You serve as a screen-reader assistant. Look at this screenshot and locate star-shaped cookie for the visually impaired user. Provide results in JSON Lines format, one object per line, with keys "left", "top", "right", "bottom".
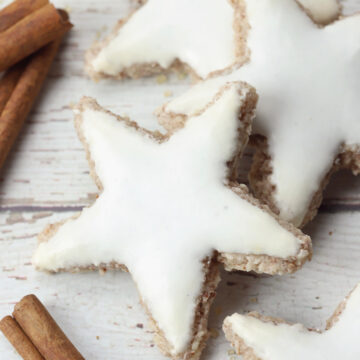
{"left": 223, "top": 283, "right": 360, "bottom": 359}
{"left": 161, "top": 0, "right": 360, "bottom": 227}
{"left": 86, "top": 0, "right": 243, "bottom": 80}
{"left": 33, "top": 82, "right": 311, "bottom": 359}
{"left": 86, "top": 0, "right": 340, "bottom": 81}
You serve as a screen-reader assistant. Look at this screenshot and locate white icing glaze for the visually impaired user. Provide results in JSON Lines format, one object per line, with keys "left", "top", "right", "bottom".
{"left": 92, "top": 0, "right": 236, "bottom": 79}
{"left": 163, "top": 0, "right": 360, "bottom": 226}
{"left": 297, "top": 0, "right": 340, "bottom": 24}
{"left": 225, "top": 283, "right": 360, "bottom": 359}
{"left": 33, "top": 83, "right": 308, "bottom": 355}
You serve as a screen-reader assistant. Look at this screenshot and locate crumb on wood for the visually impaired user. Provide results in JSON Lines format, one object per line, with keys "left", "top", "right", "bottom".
{"left": 96, "top": 336, "right": 100, "bottom": 340}
{"left": 127, "top": 305, "right": 133, "bottom": 309}
{"left": 228, "top": 349, "right": 236, "bottom": 355}
{"left": 312, "top": 306, "right": 322, "bottom": 310}
{"left": 156, "top": 74, "right": 167, "bottom": 84}
{"left": 134, "top": 338, "right": 141, "bottom": 342}
{"left": 6, "top": 213, "right": 25, "bottom": 225}
{"left": 136, "top": 323, "right": 144, "bottom": 329}
{"left": 31, "top": 213, "right": 52, "bottom": 220}
{"left": 329, "top": 231, "right": 333, "bottom": 236}
{"left": 99, "top": 267, "right": 107, "bottom": 275}
{"left": 214, "top": 306, "right": 222, "bottom": 316}
{"left": 164, "top": 90, "right": 173, "bottom": 97}
{"left": 95, "top": 30, "right": 102, "bottom": 41}
{"left": 150, "top": 344, "right": 154, "bottom": 347}
{"left": 2, "top": 267, "right": 15, "bottom": 272}
{"left": 8, "top": 276, "right": 27, "bottom": 280}
{"left": 249, "top": 297, "right": 258, "bottom": 303}
{"left": 209, "top": 328, "right": 219, "bottom": 338}
{"left": 316, "top": 296, "right": 320, "bottom": 300}
{"left": 23, "top": 262, "right": 32, "bottom": 266}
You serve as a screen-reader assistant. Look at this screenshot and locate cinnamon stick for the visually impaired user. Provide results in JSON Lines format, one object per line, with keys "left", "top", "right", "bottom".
{"left": 0, "top": 10, "right": 69, "bottom": 169}
{"left": 0, "top": 315, "right": 44, "bottom": 360}
{"left": 0, "top": 62, "right": 26, "bottom": 114}
{"left": 13, "top": 295, "right": 84, "bottom": 360}
{"left": 0, "top": 3, "right": 72, "bottom": 72}
{"left": 0, "top": 0, "right": 49, "bottom": 33}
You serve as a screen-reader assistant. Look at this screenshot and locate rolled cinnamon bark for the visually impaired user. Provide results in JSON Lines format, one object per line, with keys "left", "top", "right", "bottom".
{"left": 0, "top": 3, "right": 72, "bottom": 72}
{"left": 0, "top": 315, "right": 45, "bottom": 360}
{"left": 0, "top": 0, "right": 49, "bottom": 33}
{"left": 13, "top": 295, "right": 84, "bottom": 360}
{"left": 0, "top": 62, "right": 26, "bottom": 114}
{"left": 0, "top": 10, "right": 69, "bottom": 169}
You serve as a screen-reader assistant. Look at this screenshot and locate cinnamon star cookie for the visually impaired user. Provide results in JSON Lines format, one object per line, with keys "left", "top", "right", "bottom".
{"left": 161, "top": 0, "right": 360, "bottom": 227}
{"left": 223, "top": 283, "right": 360, "bottom": 359}
{"left": 33, "top": 82, "right": 311, "bottom": 360}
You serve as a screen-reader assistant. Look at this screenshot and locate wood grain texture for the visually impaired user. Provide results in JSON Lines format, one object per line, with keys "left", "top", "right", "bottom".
{"left": 0, "top": 0, "right": 359, "bottom": 359}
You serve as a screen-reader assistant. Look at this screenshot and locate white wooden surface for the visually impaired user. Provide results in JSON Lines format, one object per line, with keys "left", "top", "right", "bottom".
{"left": 0, "top": 1, "right": 359, "bottom": 359}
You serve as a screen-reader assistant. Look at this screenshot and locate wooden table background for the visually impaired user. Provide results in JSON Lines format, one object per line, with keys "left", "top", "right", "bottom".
{"left": 0, "top": 0, "right": 359, "bottom": 358}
